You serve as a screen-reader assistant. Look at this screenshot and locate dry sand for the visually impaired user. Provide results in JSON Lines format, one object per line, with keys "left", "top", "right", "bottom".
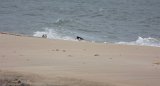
{"left": 0, "top": 33, "right": 160, "bottom": 86}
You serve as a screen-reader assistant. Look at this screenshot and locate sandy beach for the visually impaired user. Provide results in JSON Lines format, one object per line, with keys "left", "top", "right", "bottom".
{"left": 0, "top": 33, "right": 160, "bottom": 86}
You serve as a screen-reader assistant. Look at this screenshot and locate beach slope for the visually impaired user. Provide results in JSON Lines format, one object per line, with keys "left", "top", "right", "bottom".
{"left": 0, "top": 33, "right": 160, "bottom": 86}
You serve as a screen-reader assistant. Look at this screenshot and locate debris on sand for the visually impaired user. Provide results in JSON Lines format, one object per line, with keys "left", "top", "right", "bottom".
{"left": 0, "top": 78, "right": 30, "bottom": 86}
{"left": 42, "top": 34, "right": 47, "bottom": 38}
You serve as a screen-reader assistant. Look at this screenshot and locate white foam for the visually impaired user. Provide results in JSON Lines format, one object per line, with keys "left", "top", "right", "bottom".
{"left": 33, "top": 29, "right": 160, "bottom": 47}
{"left": 33, "top": 28, "right": 76, "bottom": 41}
{"left": 116, "top": 36, "right": 160, "bottom": 47}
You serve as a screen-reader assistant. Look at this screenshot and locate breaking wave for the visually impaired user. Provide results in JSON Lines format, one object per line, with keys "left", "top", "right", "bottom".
{"left": 33, "top": 28, "right": 76, "bottom": 41}
{"left": 116, "top": 37, "right": 160, "bottom": 47}
{"left": 33, "top": 29, "right": 160, "bottom": 47}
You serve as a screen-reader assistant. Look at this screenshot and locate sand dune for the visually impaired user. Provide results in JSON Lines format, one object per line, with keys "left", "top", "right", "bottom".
{"left": 0, "top": 33, "right": 160, "bottom": 86}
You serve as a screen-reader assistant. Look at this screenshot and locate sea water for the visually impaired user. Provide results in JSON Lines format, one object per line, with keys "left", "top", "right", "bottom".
{"left": 0, "top": 0, "right": 160, "bottom": 47}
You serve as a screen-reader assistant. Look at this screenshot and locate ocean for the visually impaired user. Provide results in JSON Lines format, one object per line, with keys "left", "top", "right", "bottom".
{"left": 0, "top": 0, "right": 160, "bottom": 47}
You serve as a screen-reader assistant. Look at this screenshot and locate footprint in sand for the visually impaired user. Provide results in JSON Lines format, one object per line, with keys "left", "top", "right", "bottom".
{"left": 19, "top": 54, "right": 24, "bottom": 56}
{"left": 13, "top": 51, "right": 17, "bottom": 53}
{"left": 56, "top": 49, "right": 59, "bottom": 51}
{"left": 1, "top": 55, "right": 5, "bottom": 58}
{"left": 51, "top": 49, "right": 59, "bottom": 51}
{"left": 26, "top": 59, "right": 30, "bottom": 61}
{"left": 94, "top": 54, "right": 99, "bottom": 56}
{"left": 62, "top": 50, "right": 66, "bottom": 52}
{"left": 83, "top": 49, "right": 86, "bottom": 51}
{"left": 153, "top": 61, "right": 160, "bottom": 65}
{"left": 68, "top": 55, "right": 72, "bottom": 57}
{"left": 51, "top": 49, "right": 55, "bottom": 51}
{"left": 52, "top": 49, "right": 66, "bottom": 52}
{"left": 109, "top": 58, "right": 112, "bottom": 59}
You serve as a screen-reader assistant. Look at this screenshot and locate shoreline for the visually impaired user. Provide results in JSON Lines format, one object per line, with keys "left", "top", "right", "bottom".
{"left": 0, "top": 33, "right": 160, "bottom": 86}
{"left": 0, "top": 32, "right": 160, "bottom": 48}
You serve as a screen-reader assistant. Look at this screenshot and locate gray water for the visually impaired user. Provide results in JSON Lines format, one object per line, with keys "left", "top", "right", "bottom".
{"left": 0, "top": 0, "right": 160, "bottom": 45}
